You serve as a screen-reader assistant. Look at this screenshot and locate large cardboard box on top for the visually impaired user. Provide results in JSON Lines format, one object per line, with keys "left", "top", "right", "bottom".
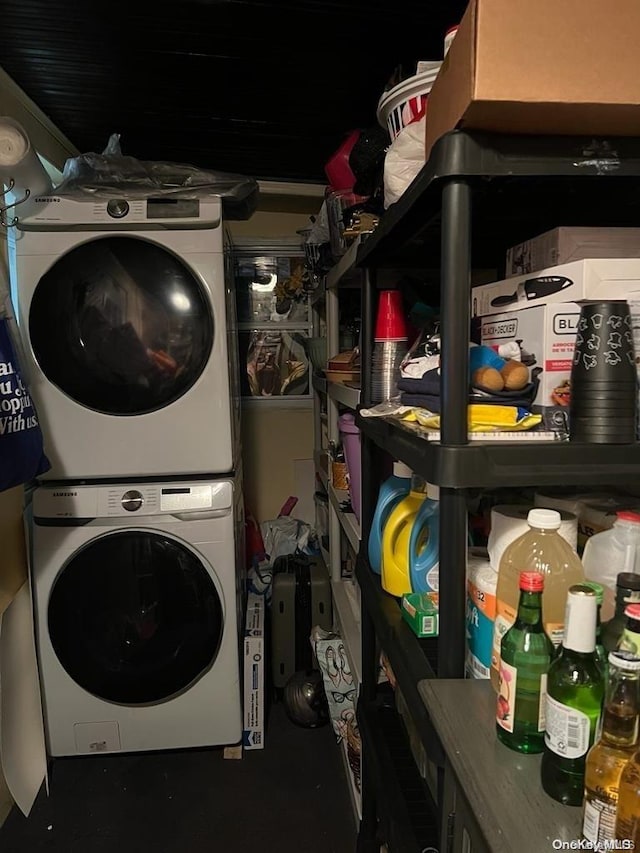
{"left": 426, "top": 0, "right": 640, "bottom": 158}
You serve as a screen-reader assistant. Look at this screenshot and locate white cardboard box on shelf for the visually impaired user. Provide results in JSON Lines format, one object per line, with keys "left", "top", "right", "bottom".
{"left": 243, "top": 592, "right": 265, "bottom": 750}
{"left": 480, "top": 303, "right": 580, "bottom": 431}
{"left": 471, "top": 259, "right": 640, "bottom": 319}
{"left": 505, "top": 228, "right": 640, "bottom": 278}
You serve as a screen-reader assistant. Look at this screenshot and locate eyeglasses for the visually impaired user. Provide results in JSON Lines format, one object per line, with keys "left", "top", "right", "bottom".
{"left": 329, "top": 689, "right": 356, "bottom": 704}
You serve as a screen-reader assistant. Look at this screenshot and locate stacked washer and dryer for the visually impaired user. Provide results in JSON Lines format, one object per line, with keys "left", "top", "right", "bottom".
{"left": 9, "top": 194, "right": 245, "bottom": 756}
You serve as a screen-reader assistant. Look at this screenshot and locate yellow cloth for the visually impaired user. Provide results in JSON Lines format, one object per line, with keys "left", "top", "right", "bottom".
{"left": 401, "top": 404, "right": 542, "bottom": 433}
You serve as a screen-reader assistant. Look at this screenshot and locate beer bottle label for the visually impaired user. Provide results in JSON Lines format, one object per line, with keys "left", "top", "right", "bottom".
{"left": 544, "top": 695, "right": 591, "bottom": 758}
{"left": 619, "top": 626, "right": 640, "bottom": 655}
{"left": 582, "top": 798, "right": 617, "bottom": 844}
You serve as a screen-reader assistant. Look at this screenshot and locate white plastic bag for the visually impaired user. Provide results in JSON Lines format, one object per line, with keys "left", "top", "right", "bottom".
{"left": 383, "top": 118, "right": 426, "bottom": 208}
{"left": 57, "top": 133, "right": 258, "bottom": 206}
{"left": 259, "top": 517, "right": 318, "bottom": 562}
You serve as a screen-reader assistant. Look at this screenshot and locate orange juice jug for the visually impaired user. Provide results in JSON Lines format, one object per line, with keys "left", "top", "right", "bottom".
{"left": 490, "top": 508, "right": 584, "bottom": 692}
{"left": 381, "top": 474, "right": 428, "bottom": 596}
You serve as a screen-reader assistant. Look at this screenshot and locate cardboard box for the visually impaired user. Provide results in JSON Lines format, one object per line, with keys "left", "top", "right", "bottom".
{"left": 242, "top": 593, "right": 265, "bottom": 750}
{"left": 506, "top": 228, "right": 640, "bottom": 278}
{"left": 401, "top": 592, "right": 439, "bottom": 638}
{"left": 426, "top": 0, "right": 640, "bottom": 158}
{"left": 471, "top": 259, "right": 640, "bottom": 320}
{"left": 480, "top": 304, "right": 581, "bottom": 430}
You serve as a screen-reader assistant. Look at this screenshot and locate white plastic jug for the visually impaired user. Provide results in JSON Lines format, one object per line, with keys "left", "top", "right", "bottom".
{"left": 582, "top": 510, "right": 640, "bottom": 622}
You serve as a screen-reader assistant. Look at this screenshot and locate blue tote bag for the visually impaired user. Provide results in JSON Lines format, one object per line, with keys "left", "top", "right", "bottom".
{"left": 0, "top": 316, "right": 50, "bottom": 491}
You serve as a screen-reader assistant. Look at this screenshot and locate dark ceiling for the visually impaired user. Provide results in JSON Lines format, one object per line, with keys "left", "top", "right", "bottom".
{"left": 0, "top": 0, "right": 467, "bottom": 185}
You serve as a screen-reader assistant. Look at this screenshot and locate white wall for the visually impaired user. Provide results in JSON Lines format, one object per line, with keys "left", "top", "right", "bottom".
{"left": 0, "top": 238, "right": 25, "bottom": 824}
{"left": 0, "top": 66, "right": 77, "bottom": 169}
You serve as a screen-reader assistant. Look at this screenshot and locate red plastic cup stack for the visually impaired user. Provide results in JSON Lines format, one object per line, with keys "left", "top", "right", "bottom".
{"left": 371, "top": 290, "right": 408, "bottom": 403}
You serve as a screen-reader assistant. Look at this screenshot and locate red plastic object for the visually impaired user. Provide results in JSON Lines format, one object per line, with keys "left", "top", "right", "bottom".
{"left": 245, "top": 511, "right": 266, "bottom": 568}
{"left": 374, "top": 290, "right": 408, "bottom": 341}
{"left": 617, "top": 510, "right": 640, "bottom": 524}
{"left": 519, "top": 571, "right": 544, "bottom": 592}
{"left": 324, "top": 130, "right": 360, "bottom": 191}
{"left": 278, "top": 496, "right": 298, "bottom": 517}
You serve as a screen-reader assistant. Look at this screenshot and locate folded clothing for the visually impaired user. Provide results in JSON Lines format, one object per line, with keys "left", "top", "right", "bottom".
{"left": 399, "top": 370, "right": 539, "bottom": 409}
{"left": 469, "top": 380, "right": 538, "bottom": 409}
{"left": 400, "top": 353, "right": 439, "bottom": 379}
{"left": 400, "top": 392, "right": 441, "bottom": 412}
{"left": 397, "top": 368, "right": 440, "bottom": 396}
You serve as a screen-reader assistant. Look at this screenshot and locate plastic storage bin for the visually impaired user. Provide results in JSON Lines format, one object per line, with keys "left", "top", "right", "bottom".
{"left": 235, "top": 254, "right": 310, "bottom": 325}
{"left": 377, "top": 62, "right": 442, "bottom": 141}
{"left": 339, "top": 413, "right": 361, "bottom": 524}
{"left": 241, "top": 330, "right": 310, "bottom": 397}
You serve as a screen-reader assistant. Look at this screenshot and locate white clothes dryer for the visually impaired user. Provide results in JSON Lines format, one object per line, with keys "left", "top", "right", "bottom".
{"left": 8, "top": 195, "right": 239, "bottom": 480}
{"left": 31, "top": 478, "right": 243, "bottom": 756}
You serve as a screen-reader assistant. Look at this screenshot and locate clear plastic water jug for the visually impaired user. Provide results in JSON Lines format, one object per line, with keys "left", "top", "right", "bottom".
{"left": 491, "top": 508, "right": 585, "bottom": 692}
{"left": 582, "top": 511, "right": 640, "bottom": 623}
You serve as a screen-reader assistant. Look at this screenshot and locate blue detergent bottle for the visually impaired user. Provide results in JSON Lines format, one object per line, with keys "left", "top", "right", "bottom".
{"left": 409, "top": 484, "right": 440, "bottom": 593}
{"left": 368, "top": 461, "right": 412, "bottom": 573}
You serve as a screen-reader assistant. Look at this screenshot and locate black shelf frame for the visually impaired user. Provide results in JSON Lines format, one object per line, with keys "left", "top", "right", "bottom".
{"left": 355, "top": 414, "right": 640, "bottom": 488}
{"left": 356, "top": 130, "right": 640, "bottom": 270}
{"left": 356, "top": 555, "right": 443, "bottom": 763}
{"left": 356, "top": 694, "right": 440, "bottom": 853}
{"left": 353, "top": 129, "right": 640, "bottom": 853}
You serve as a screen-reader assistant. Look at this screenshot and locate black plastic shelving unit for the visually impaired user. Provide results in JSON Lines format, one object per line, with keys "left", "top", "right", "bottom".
{"left": 357, "top": 691, "right": 440, "bottom": 853}
{"left": 352, "top": 129, "right": 640, "bottom": 853}
{"left": 356, "top": 555, "right": 442, "bottom": 761}
{"left": 357, "top": 131, "right": 640, "bottom": 270}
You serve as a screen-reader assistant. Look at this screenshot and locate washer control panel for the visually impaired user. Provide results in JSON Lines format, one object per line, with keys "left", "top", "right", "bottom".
{"left": 32, "top": 481, "right": 233, "bottom": 519}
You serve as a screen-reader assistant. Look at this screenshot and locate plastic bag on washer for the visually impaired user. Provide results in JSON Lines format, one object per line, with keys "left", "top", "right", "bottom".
{"left": 56, "top": 133, "right": 258, "bottom": 217}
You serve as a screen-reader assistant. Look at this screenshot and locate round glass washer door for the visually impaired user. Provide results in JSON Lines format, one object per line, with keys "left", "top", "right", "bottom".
{"left": 47, "top": 530, "right": 224, "bottom": 705}
{"left": 29, "top": 236, "right": 213, "bottom": 415}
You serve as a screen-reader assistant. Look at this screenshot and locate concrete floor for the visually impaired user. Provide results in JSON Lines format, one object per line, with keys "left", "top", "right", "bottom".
{"left": 0, "top": 702, "right": 356, "bottom": 853}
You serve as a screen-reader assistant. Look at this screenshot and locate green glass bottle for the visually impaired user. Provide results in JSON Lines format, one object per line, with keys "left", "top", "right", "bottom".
{"left": 496, "top": 571, "right": 553, "bottom": 754}
{"left": 584, "top": 581, "right": 608, "bottom": 681}
{"left": 541, "top": 584, "right": 605, "bottom": 806}
{"left": 602, "top": 573, "right": 640, "bottom": 654}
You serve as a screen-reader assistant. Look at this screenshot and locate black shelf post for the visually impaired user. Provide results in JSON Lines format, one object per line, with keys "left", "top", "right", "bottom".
{"left": 440, "top": 179, "right": 471, "bottom": 447}
{"left": 438, "top": 179, "right": 472, "bottom": 678}
{"left": 358, "top": 266, "right": 380, "bottom": 851}
{"left": 360, "top": 264, "right": 378, "bottom": 702}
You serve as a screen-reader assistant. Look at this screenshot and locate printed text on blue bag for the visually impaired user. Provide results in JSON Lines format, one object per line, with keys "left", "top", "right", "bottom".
{"left": 0, "top": 359, "right": 40, "bottom": 433}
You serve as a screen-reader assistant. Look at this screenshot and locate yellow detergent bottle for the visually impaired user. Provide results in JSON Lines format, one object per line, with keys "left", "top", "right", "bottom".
{"left": 381, "top": 474, "right": 428, "bottom": 596}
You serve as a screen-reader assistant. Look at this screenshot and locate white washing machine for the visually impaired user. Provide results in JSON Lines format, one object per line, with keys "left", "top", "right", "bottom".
{"left": 31, "top": 478, "right": 244, "bottom": 756}
{"left": 8, "top": 195, "right": 240, "bottom": 480}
